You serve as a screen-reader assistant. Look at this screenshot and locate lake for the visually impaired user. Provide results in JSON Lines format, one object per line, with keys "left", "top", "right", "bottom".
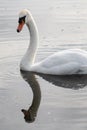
{"left": 0, "top": 0, "right": 87, "bottom": 130}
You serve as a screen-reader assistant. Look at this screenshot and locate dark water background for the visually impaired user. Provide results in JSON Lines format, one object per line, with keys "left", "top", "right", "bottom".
{"left": 0, "top": 0, "right": 87, "bottom": 130}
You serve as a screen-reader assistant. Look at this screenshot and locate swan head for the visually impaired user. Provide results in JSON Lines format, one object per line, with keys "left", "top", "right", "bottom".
{"left": 21, "top": 109, "right": 36, "bottom": 123}
{"left": 17, "top": 9, "right": 31, "bottom": 32}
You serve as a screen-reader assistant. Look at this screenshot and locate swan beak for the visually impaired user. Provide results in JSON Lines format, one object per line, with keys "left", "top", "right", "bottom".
{"left": 17, "top": 21, "right": 25, "bottom": 33}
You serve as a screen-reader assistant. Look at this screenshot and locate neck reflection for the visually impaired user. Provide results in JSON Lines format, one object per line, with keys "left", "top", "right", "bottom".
{"left": 20, "top": 70, "right": 41, "bottom": 123}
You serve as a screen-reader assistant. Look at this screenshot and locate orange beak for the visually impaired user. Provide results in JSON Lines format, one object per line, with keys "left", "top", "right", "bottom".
{"left": 17, "top": 21, "right": 25, "bottom": 32}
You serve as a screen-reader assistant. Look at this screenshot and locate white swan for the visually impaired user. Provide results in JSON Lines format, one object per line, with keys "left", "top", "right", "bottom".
{"left": 17, "top": 9, "right": 87, "bottom": 75}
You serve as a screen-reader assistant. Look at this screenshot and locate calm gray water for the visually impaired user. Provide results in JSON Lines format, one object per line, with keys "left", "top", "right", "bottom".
{"left": 0, "top": 0, "right": 87, "bottom": 130}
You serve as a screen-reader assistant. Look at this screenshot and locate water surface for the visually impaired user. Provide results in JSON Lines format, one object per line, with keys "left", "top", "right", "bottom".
{"left": 0, "top": 0, "right": 87, "bottom": 130}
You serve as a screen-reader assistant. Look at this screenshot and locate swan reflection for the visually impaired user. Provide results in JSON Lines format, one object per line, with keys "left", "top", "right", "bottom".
{"left": 37, "top": 73, "right": 87, "bottom": 89}
{"left": 20, "top": 70, "right": 87, "bottom": 123}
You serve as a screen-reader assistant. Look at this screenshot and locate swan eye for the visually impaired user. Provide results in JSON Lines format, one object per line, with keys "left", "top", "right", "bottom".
{"left": 18, "top": 16, "right": 26, "bottom": 24}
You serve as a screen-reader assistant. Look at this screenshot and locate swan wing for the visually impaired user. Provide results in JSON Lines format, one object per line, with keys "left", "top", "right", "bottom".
{"left": 31, "top": 49, "right": 87, "bottom": 75}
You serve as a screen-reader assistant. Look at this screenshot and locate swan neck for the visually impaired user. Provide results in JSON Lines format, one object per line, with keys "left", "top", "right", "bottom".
{"left": 27, "top": 17, "right": 39, "bottom": 62}
{"left": 23, "top": 16, "right": 39, "bottom": 68}
{"left": 27, "top": 18, "right": 39, "bottom": 42}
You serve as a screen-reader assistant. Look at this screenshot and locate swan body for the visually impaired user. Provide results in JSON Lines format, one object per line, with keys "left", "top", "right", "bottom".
{"left": 17, "top": 9, "right": 87, "bottom": 75}
{"left": 31, "top": 49, "right": 87, "bottom": 75}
